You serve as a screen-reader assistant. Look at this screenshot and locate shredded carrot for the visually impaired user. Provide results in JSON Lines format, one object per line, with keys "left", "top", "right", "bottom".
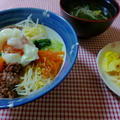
{"left": 2, "top": 41, "right": 24, "bottom": 55}
{"left": 36, "top": 50, "right": 64, "bottom": 78}
{"left": 0, "top": 57, "right": 5, "bottom": 72}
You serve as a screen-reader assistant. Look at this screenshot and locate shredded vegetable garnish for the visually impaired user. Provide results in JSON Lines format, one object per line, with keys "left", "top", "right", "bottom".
{"left": 36, "top": 50, "right": 64, "bottom": 78}
{"left": 16, "top": 15, "right": 48, "bottom": 41}
{"left": 15, "top": 64, "right": 51, "bottom": 96}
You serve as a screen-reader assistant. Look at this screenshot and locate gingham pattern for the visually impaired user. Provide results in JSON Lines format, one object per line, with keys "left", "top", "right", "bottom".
{"left": 0, "top": 0, "right": 120, "bottom": 120}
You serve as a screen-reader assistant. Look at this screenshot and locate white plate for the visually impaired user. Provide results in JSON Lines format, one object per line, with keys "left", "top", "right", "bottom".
{"left": 97, "top": 41, "right": 120, "bottom": 96}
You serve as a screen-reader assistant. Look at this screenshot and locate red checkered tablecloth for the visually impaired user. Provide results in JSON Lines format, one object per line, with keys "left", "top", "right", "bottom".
{"left": 0, "top": 0, "right": 120, "bottom": 120}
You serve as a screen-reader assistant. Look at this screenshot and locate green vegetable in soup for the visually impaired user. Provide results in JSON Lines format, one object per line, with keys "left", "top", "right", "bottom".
{"left": 70, "top": 5, "right": 107, "bottom": 20}
{"left": 33, "top": 39, "right": 51, "bottom": 50}
{"left": 0, "top": 52, "right": 2, "bottom": 56}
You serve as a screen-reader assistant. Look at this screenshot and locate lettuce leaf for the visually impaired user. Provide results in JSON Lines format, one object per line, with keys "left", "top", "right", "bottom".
{"left": 42, "top": 39, "right": 63, "bottom": 51}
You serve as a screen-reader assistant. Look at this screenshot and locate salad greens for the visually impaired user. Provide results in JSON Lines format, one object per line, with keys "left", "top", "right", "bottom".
{"left": 33, "top": 39, "right": 63, "bottom": 51}
{"left": 43, "top": 39, "right": 63, "bottom": 51}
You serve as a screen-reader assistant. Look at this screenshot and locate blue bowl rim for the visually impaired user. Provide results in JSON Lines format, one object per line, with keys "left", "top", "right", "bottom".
{"left": 0, "top": 7, "right": 79, "bottom": 109}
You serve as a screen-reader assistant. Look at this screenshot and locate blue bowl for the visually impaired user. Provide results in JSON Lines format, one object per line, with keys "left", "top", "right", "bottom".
{"left": 0, "top": 8, "right": 78, "bottom": 109}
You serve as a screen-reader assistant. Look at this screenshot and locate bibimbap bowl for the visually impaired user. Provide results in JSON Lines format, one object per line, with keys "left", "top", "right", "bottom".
{"left": 0, "top": 8, "right": 78, "bottom": 108}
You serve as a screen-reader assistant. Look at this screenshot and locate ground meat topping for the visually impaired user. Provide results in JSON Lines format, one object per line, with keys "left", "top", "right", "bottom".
{"left": 0, "top": 63, "right": 22, "bottom": 98}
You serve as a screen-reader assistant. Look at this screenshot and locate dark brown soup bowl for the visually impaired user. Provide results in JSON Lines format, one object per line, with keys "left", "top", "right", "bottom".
{"left": 60, "top": 0, "right": 120, "bottom": 39}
